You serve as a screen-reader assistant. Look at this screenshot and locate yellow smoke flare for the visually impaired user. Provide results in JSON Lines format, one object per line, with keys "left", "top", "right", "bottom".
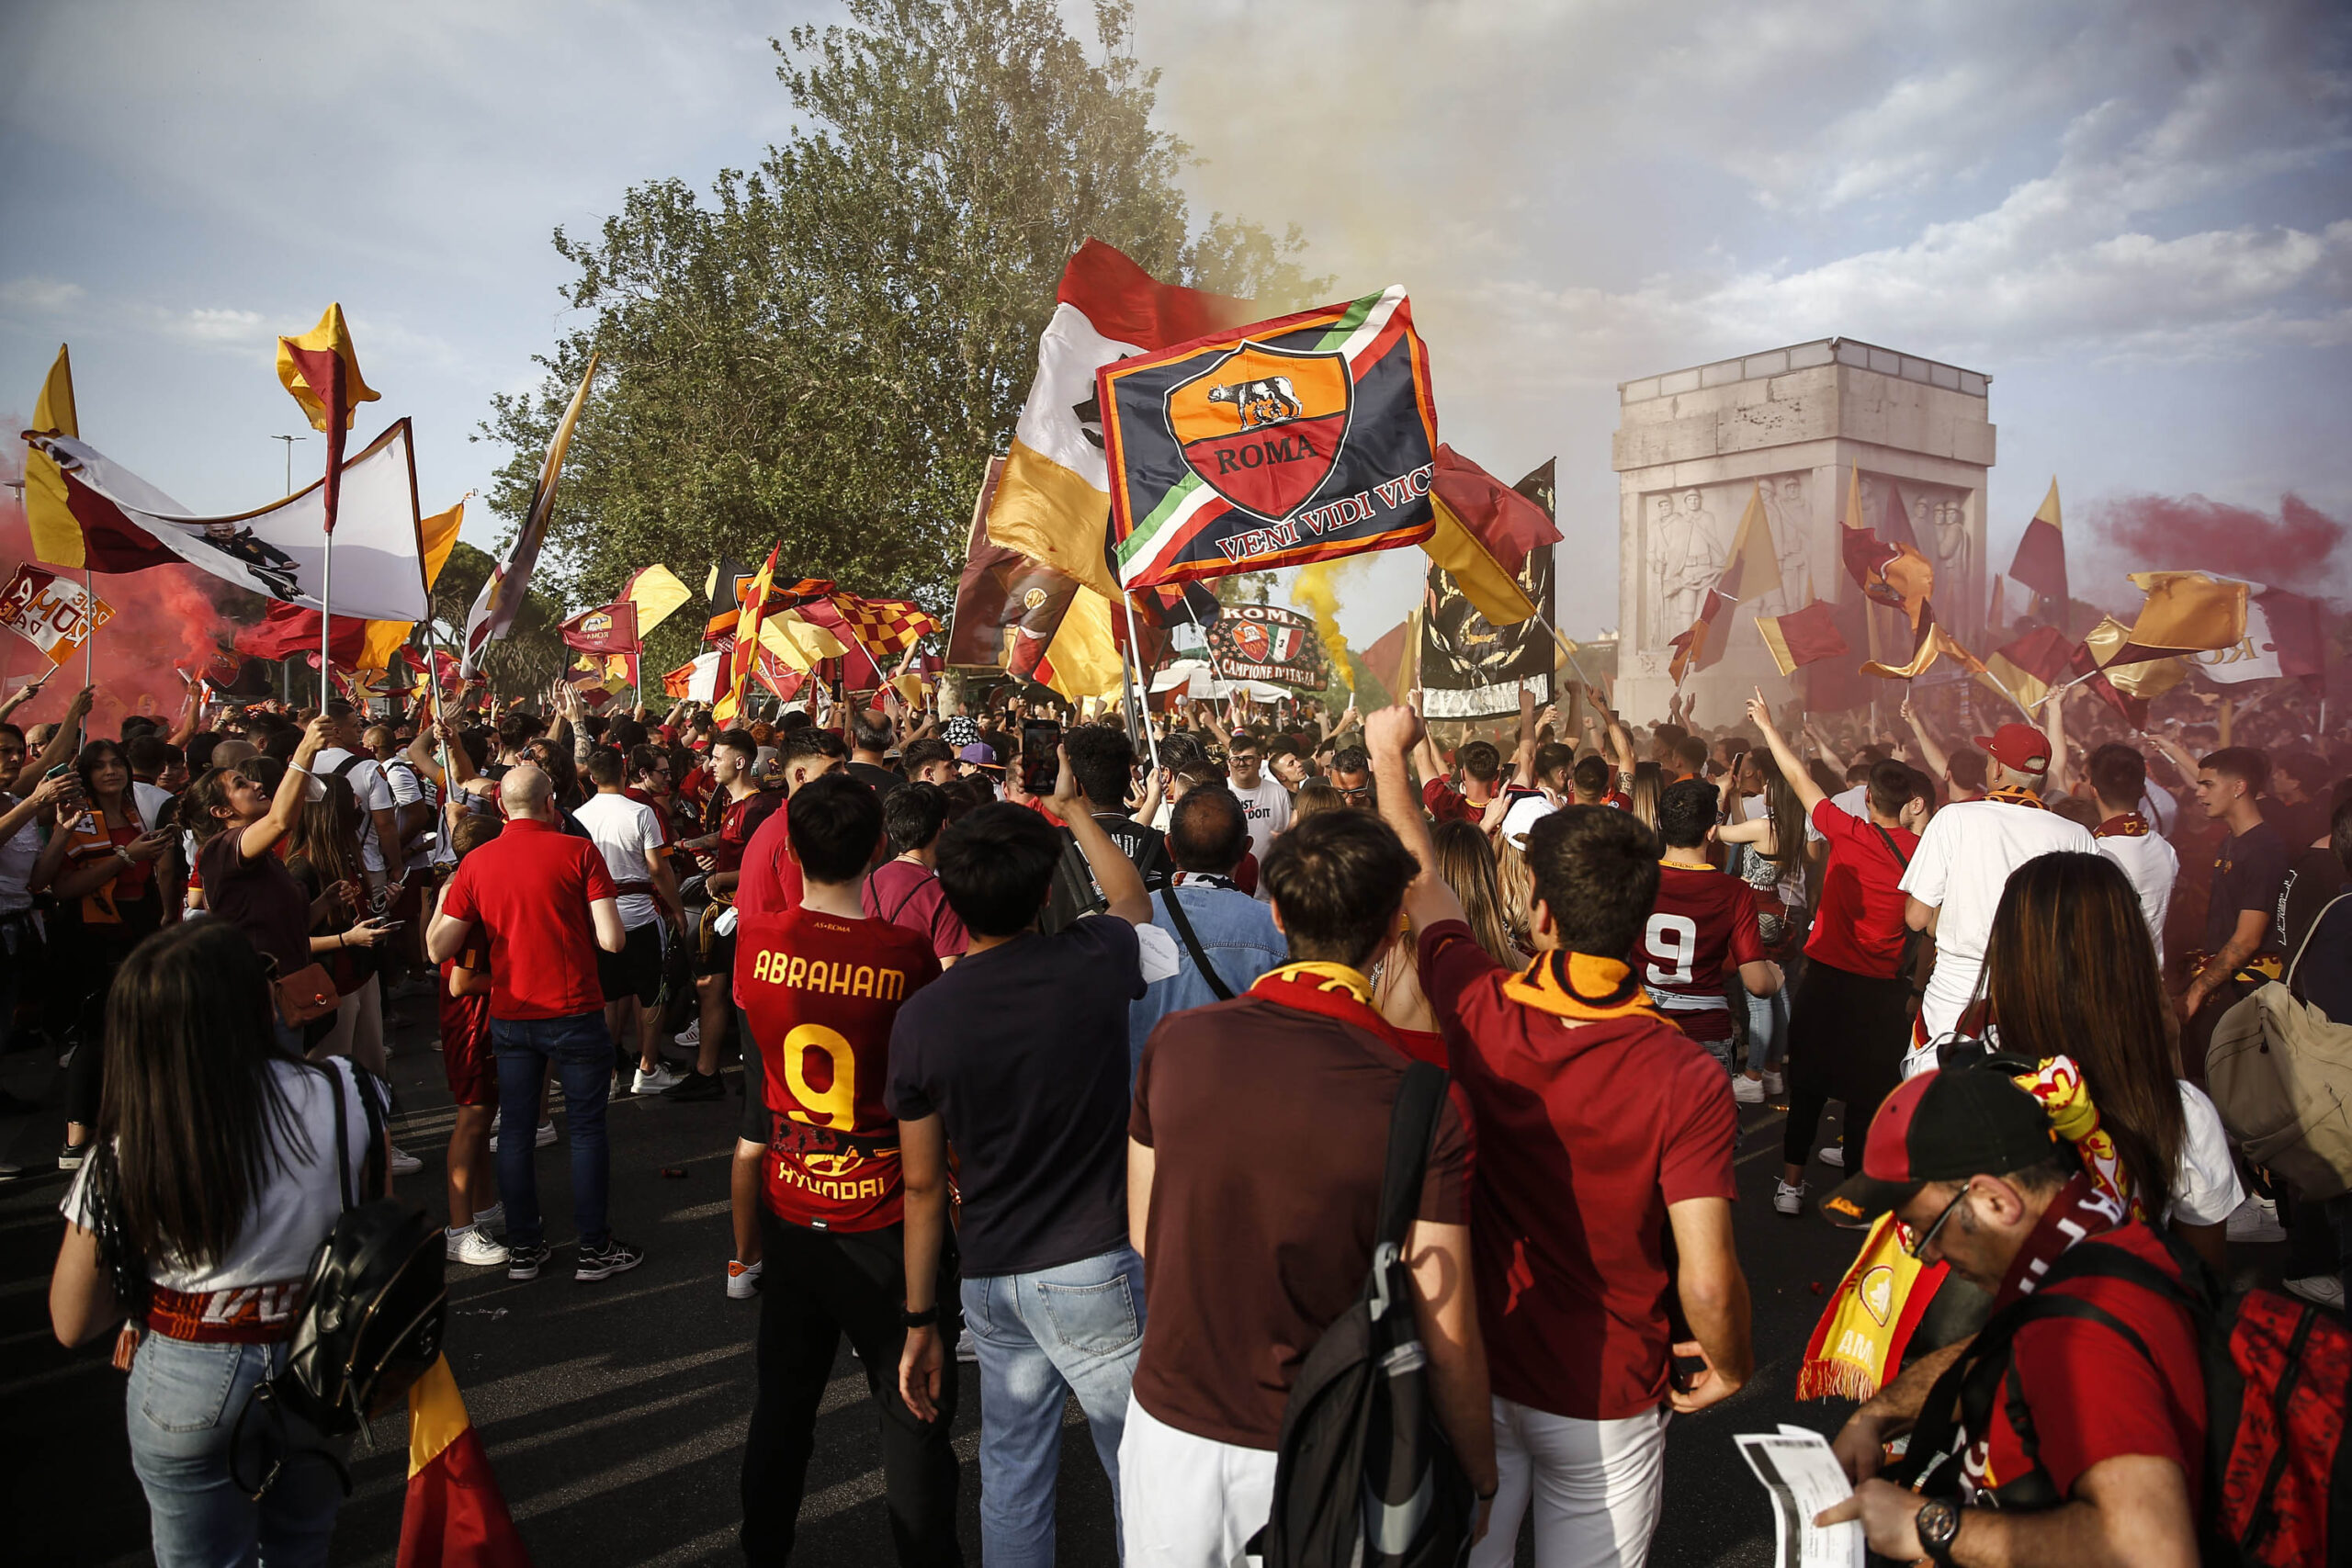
{"left": 1290, "top": 562, "right": 1354, "bottom": 691}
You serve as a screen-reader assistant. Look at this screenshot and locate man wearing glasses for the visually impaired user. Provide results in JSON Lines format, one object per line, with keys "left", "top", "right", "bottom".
{"left": 1222, "top": 731, "right": 1292, "bottom": 860}
{"left": 1815, "top": 1066, "right": 2204, "bottom": 1567}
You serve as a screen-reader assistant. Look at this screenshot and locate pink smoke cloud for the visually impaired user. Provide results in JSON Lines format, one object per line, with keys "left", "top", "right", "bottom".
{"left": 2085, "top": 491, "right": 2350, "bottom": 607}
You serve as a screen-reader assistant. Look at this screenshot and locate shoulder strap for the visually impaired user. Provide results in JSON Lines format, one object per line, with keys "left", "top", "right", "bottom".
{"left": 1870, "top": 822, "right": 1912, "bottom": 871}
{"left": 1374, "top": 1062, "right": 1449, "bottom": 1256}
{"left": 883, "top": 868, "right": 938, "bottom": 928}
{"left": 325, "top": 1059, "right": 356, "bottom": 1212}
{"left": 329, "top": 754, "right": 366, "bottom": 782}
{"left": 1159, "top": 886, "right": 1235, "bottom": 1001}
{"left": 2286, "top": 889, "right": 2352, "bottom": 997}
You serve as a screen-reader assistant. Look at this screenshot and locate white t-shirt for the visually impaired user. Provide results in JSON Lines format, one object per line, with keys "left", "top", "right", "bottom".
{"left": 62, "top": 1059, "right": 371, "bottom": 1294}
{"left": 1898, "top": 798, "right": 2098, "bottom": 1038}
{"left": 313, "top": 748, "right": 396, "bottom": 874}
{"left": 2094, "top": 829, "right": 2179, "bottom": 967}
{"left": 1227, "top": 775, "right": 1292, "bottom": 855}
{"left": 2143, "top": 781, "right": 2180, "bottom": 839}
{"left": 1497, "top": 791, "right": 1560, "bottom": 847}
{"left": 381, "top": 757, "right": 440, "bottom": 873}
{"left": 574, "top": 790, "right": 667, "bottom": 930}
{"left": 2170, "top": 1080, "right": 2243, "bottom": 1226}
{"left": 0, "top": 805, "right": 40, "bottom": 916}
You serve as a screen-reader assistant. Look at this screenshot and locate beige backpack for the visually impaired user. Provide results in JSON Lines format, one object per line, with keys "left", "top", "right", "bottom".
{"left": 2207, "top": 892, "right": 2352, "bottom": 1201}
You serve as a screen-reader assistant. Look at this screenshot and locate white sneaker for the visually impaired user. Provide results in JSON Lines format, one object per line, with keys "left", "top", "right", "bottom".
{"left": 2226, "top": 1195, "right": 2288, "bottom": 1244}
{"left": 1774, "top": 1179, "right": 1806, "bottom": 1216}
{"left": 727, "top": 1258, "right": 763, "bottom": 1299}
{"left": 633, "top": 1063, "right": 684, "bottom": 1095}
{"left": 447, "top": 1226, "right": 510, "bottom": 1267}
{"left": 1817, "top": 1145, "right": 1846, "bottom": 1168}
{"left": 389, "top": 1145, "right": 423, "bottom": 1177}
{"left": 473, "top": 1201, "right": 504, "bottom": 1230}
{"left": 2286, "top": 1274, "right": 2346, "bottom": 1310}
{"left": 1733, "top": 1074, "right": 1765, "bottom": 1104}
{"left": 955, "top": 1326, "right": 978, "bottom": 1364}
{"left": 674, "top": 1020, "right": 702, "bottom": 1049}
{"left": 535, "top": 1120, "right": 556, "bottom": 1148}
{"left": 1761, "top": 1070, "right": 1785, "bottom": 1095}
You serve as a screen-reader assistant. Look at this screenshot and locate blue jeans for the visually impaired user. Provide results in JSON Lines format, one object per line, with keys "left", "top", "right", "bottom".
{"left": 126, "top": 1334, "right": 345, "bottom": 1567}
{"left": 961, "top": 1246, "right": 1146, "bottom": 1566}
{"left": 491, "top": 1010, "right": 612, "bottom": 1249}
{"left": 1747, "top": 985, "right": 1789, "bottom": 1075}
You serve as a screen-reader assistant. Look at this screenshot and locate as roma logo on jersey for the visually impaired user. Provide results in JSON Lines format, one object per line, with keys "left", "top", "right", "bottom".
{"left": 1165, "top": 342, "right": 1351, "bottom": 522}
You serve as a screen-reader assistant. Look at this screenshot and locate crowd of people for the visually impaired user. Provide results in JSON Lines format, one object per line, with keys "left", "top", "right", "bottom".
{"left": 22, "top": 652, "right": 2352, "bottom": 1566}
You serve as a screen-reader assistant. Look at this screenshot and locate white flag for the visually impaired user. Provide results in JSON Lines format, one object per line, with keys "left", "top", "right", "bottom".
{"left": 460, "top": 355, "right": 598, "bottom": 678}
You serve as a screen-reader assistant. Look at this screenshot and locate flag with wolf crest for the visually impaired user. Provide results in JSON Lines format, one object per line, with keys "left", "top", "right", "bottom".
{"left": 1102, "top": 288, "right": 1440, "bottom": 590}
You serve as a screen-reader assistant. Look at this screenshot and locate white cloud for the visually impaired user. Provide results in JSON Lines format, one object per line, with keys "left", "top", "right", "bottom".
{"left": 165, "top": 307, "right": 264, "bottom": 344}
{"left": 0, "top": 277, "right": 84, "bottom": 313}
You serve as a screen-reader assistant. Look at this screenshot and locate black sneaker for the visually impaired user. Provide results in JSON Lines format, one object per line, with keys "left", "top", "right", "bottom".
{"left": 507, "top": 1241, "right": 553, "bottom": 1281}
{"left": 575, "top": 1237, "right": 645, "bottom": 1282}
{"left": 58, "top": 1140, "right": 88, "bottom": 1172}
{"left": 663, "top": 1070, "right": 723, "bottom": 1102}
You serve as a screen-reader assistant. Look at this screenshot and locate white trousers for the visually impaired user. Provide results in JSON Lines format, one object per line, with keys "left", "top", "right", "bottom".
{"left": 1117, "top": 1395, "right": 1279, "bottom": 1568}
{"left": 1469, "top": 1398, "right": 1670, "bottom": 1568}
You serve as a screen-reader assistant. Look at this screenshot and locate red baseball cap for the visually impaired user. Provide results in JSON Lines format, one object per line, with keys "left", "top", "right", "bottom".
{"left": 1820, "top": 1066, "right": 2062, "bottom": 1228}
{"left": 1971, "top": 721, "right": 2051, "bottom": 776}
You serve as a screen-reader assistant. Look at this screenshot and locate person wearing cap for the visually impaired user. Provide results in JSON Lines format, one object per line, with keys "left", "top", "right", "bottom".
{"left": 1898, "top": 722, "right": 2095, "bottom": 1055}
{"left": 956, "top": 740, "right": 1002, "bottom": 796}
{"left": 1814, "top": 1066, "right": 2205, "bottom": 1566}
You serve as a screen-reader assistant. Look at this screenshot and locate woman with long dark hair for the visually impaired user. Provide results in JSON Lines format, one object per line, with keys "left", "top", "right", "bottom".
{"left": 38, "top": 738, "right": 176, "bottom": 1168}
{"left": 1979, "top": 851, "right": 2241, "bottom": 1265}
{"left": 1626, "top": 759, "right": 1665, "bottom": 833}
{"left": 1430, "top": 818, "right": 1525, "bottom": 967}
{"left": 49, "top": 922, "right": 383, "bottom": 1566}
{"left": 1718, "top": 749, "right": 1811, "bottom": 1103}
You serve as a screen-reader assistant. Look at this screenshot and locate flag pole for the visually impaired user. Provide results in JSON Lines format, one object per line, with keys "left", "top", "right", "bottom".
{"left": 83, "top": 565, "right": 94, "bottom": 695}
{"left": 1532, "top": 612, "right": 1599, "bottom": 694}
{"left": 320, "top": 532, "right": 334, "bottom": 709}
{"left": 1119, "top": 592, "right": 1162, "bottom": 774}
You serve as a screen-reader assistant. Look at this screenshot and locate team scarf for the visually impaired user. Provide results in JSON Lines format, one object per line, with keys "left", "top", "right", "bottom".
{"left": 2093, "top": 811, "right": 2150, "bottom": 838}
{"left": 1983, "top": 784, "right": 2050, "bottom": 810}
{"left": 1797, "top": 1053, "right": 2128, "bottom": 1404}
{"left": 1249, "top": 962, "right": 1408, "bottom": 1053}
{"left": 1499, "top": 950, "right": 1668, "bottom": 1024}
{"left": 1171, "top": 871, "right": 1239, "bottom": 892}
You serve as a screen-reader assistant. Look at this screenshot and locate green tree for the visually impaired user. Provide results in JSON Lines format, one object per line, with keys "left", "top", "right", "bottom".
{"left": 480, "top": 0, "right": 1325, "bottom": 628}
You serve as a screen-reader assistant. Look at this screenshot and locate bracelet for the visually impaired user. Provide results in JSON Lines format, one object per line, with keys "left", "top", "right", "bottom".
{"left": 286, "top": 762, "right": 311, "bottom": 778}
{"left": 900, "top": 1304, "right": 938, "bottom": 1329}
{"left": 337, "top": 933, "right": 346, "bottom": 949}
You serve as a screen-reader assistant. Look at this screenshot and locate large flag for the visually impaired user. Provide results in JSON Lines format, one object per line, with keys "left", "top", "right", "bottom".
{"left": 1838, "top": 466, "right": 1934, "bottom": 626}
{"left": 663, "top": 650, "right": 721, "bottom": 702}
{"left": 824, "top": 593, "right": 941, "bottom": 664}
{"left": 233, "top": 497, "right": 465, "bottom": 671}
{"left": 0, "top": 566, "right": 112, "bottom": 667}
{"left": 24, "top": 423, "right": 429, "bottom": 618}
{"left": 714, "top": 544, "right": 780, "bottom": 724}
{"left": 703, "top": 557, "right": 752, "bottom": 644}
{"left": 2107, "top": 570, "right": 2248, "bottom": 665}
{"left": 1421, "top": 449, "right": 1562, "bottom": 626}
{"left": 1033, "top": 587, "right": 1126, "bottom": 704}
{"left": 1981, "top": 625, "right": 2075, "bottom": 712}
{"left": 1103, "top": 288, "right": 1441, "bottom": 590}
{"left": 276, "top": 303, "right": 379, "bottom": 534}
{"left": 2007, "top": 479, "right": 2068, "bottom": 615}
{"left": 987, "top": 241, "right": 1256, "bottom": 600}
{"left": 460, "top": 355, "right": 598, "bottom": 678}
{"left": 2176, "top": 580, "right": 2324, "bottom": 687}
{"left": 397, "top": 1356, "right": 529, "bottom": 1568}
{"left": 1755, "top": 597, "right": 1849, "bottom": 677}
{"left": 1668, "top": 482, "right": 1781, "bottom": 682}
{"left": 2073, "top": 615, "right": 2186, "bottom": 727}
{"left": 22, "top": 345, "right": 91, "bottom": 569}
{"left": 618, "top": 564, "right": 695, "bottom": 639}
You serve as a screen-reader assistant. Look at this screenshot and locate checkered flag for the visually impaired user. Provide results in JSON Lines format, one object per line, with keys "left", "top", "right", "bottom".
{"left": 827, "top": 593, "right": 943, "bottom": 660}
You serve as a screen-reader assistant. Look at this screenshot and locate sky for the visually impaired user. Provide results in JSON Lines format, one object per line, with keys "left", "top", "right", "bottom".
{"left": 3, "top": 0, "right": 2347, "bottom": 662}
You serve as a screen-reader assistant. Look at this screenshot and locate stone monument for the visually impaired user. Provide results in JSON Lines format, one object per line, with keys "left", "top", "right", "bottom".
{"left": 1611, "top": 338, "right": 1995, "bottom": 726}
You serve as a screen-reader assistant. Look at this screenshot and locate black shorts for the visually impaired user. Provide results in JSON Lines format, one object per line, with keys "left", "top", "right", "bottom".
{"left": 597, "top": 921, "right": 664, "bottom": 1007}
{"left": 738, "top": 1004, "right": 767, "bottom": 1144}
{"left": 690, "top": 904, "right": 736, "bottom": 978}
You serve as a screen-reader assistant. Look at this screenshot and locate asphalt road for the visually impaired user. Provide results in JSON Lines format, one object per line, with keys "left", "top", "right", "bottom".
{"left": 0, "top": 987, "right": 1990, "bottom": 1566}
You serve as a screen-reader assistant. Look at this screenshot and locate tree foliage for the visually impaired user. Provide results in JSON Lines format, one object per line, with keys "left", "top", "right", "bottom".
{"left": 479, "top": 0, "right": 1326, "bottom": 625}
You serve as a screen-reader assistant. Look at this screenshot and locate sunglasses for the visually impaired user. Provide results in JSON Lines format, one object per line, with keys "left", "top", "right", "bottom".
{"left": 1906, "top": 1182, "right": 1973, "bottom": 1260}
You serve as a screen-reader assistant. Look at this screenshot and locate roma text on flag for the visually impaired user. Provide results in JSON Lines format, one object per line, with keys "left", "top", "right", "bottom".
{"left": 1102, "top": 288, "right": 1440, "bottom": 591}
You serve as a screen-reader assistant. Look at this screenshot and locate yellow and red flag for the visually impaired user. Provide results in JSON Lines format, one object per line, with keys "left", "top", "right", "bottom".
{"left": 1420, "top": 447, "right": 1561, "bottom": 626}
{"left": 277, "top": 304, "right": 380, "bottom": 535}
{"left": 1668, "top": 481, "right": 1781, "bottom": 683}
{"left": 398, "top": 1355, "right": 530, "bottom": 1567}
{"left": 824, "top": 592, "right": 942, "bottom": 662}
{"left": 2006, "top": 478, "right": 2067, "bottom": 617}
{"left": 461, "top": 355, "right": 598, "bottom": 679}
{"left": 714, "top": 544, "right": 780, "bottom": 724}
{"left": 1755, "top": 597, "right": 1849, "bottom": 678}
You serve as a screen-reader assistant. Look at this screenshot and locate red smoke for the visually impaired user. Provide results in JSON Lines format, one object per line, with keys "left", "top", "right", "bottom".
{"left": 0, "top": 438, "right": 231, "bottom": 736}
{"left": 2088, "top": 491, "right": 2349, "bottom": 605}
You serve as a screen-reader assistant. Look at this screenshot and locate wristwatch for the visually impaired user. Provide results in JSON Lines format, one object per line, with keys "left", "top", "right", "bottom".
{"left": 1914, "top": 1496, "right": 1961, "bottom": 1565}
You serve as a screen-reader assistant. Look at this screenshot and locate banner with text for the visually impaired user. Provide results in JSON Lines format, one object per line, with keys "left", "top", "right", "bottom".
{"left": 0, "top": 565, "right": 114, "bottom": 666}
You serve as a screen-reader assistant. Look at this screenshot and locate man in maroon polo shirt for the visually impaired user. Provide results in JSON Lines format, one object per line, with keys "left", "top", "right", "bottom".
{"left": 429, "top": 766, "right": 639, "bottom": 1285}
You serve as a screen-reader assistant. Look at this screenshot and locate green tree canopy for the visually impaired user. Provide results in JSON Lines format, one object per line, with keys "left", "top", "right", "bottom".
{"left": 479, "top": 0, "right": 1325, "bottom": 632}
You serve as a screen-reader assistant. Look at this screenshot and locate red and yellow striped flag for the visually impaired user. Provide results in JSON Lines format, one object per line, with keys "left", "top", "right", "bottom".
{"left": 398, "top": 1355, "right": 530, "bottom": 1567}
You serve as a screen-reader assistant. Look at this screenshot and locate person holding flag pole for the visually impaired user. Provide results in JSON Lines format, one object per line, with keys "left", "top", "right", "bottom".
{"left": 276, "top": 305, "right": 379, "bottom": 706}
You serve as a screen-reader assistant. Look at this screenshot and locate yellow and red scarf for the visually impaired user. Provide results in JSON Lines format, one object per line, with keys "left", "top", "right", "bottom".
{"left": 1249, "top": 962, "right": 1408, "bottom": 1054}
{"left": 2092, "top": 812, "right": 2150, "bottom": 839}
{"left": 1499, "top": 950, "right": 1668, "bottom": 1024}
{"left": 1984, "top": 784, "right": 2049, "bottom": 811}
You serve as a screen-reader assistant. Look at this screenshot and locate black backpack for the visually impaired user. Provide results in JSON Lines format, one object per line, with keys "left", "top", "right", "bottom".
{"left": 1897, "top": 1224, "right": 2352, "bottom": 1566}
{"left": 1250, "top": 1060, "right": 1476, "bottom": 1568}
{"left": 234, "top": 1058, "right": 448, "bottom": 1498}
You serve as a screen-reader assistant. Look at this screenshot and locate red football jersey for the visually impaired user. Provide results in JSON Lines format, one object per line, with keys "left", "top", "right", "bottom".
{"left": 1634, "top": 863, "right": 1764, "bottom": 1043}
{"left": 738, "top": 904, "right": 940, "bottom": 1231}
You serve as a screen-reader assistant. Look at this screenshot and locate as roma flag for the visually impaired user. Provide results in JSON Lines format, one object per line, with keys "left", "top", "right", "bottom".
{"left": 1102, "top": 288, "right": 1439, "bottom": 590}
{"left": 560, "top": 602, "right": 638, "bottom": 656}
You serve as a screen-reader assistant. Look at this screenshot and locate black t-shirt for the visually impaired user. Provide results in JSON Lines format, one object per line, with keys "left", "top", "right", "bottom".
{"left": 886, "top": 916, "right": 1144, "bottom": 1277}
{"left": 847, "top": 760, "right": 904, "bottom": 803}
{"left": 2280, "top": 844, "right": 2351, "bottom": 1015}
{"left": 2206, "top": 818, "right": 2291, "bottom": 956}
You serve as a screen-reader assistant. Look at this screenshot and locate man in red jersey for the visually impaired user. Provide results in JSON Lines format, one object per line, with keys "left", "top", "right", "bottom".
{"left": 735, "top": 773, "right": 955, "bottom": 1563}
{"left": 1634, "top": 777, "right": 1782, "bottom": 1074}
{"left": 1370, "top": 706, "right": 1750, "bottom": 1568}
{"left": 670, "top": 728, "right": 780, "bottom": 1105}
